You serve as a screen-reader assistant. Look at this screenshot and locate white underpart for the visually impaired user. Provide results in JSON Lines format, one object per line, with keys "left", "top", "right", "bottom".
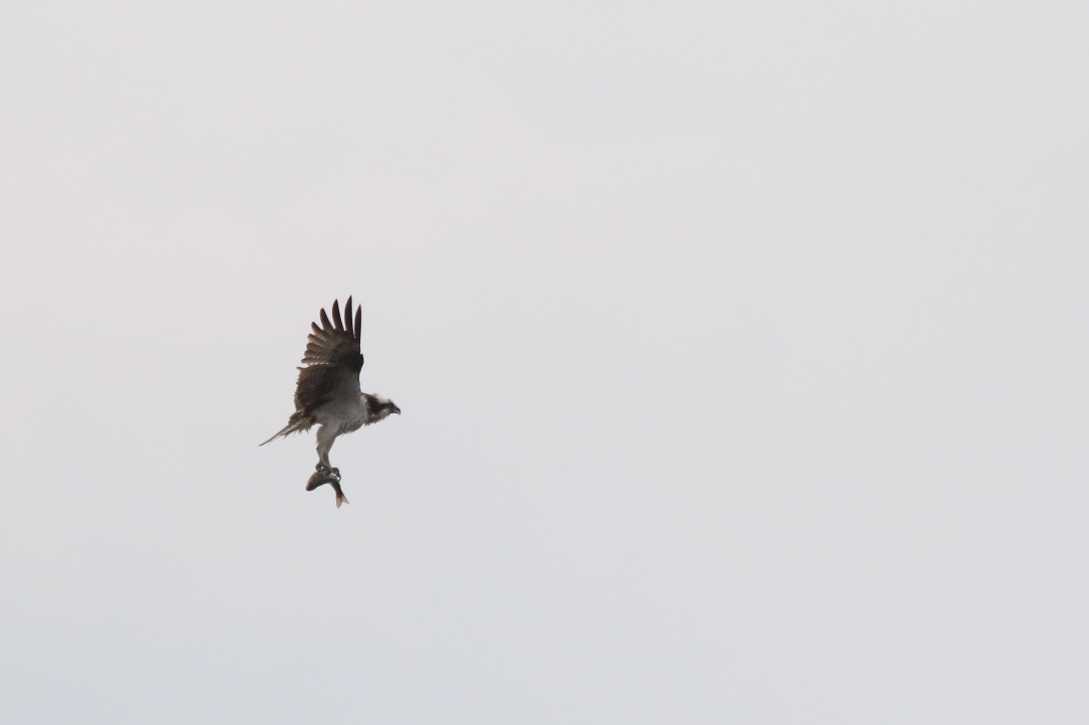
{"left": 313, "top": 393, "right": 368, "bottom": 468}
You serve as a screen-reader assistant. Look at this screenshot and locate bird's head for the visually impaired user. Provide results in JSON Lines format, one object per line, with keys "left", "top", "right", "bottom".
{"left": 364, "top": 393, "right": 401, "bottom": 423}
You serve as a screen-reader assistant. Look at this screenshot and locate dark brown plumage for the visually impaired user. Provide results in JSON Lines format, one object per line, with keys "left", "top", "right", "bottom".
{"left": 262, "top": 297, "right": 365, "bottom": 442}
{"left": 294, "top": 296, "right": 364, "bottom": 421}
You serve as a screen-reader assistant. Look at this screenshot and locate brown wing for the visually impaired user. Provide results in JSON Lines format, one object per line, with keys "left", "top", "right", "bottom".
{"left": 293, "top": 297, "right": 364, "bottom": 414}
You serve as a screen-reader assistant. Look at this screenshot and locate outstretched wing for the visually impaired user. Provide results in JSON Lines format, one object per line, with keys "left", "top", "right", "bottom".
{"left": 293, "top": 297, "right": 364, "bottom": 414}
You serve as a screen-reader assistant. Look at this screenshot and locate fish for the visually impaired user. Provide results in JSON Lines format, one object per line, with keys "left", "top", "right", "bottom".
{"left": 306, "top": 469, "right": 350, "bottom": 508}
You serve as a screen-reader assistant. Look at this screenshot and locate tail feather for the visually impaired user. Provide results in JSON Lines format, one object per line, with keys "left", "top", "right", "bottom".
{"left": 258, "top": 424, "right": 291, "bottom": 446}
{"left": 259, "top": 420, "right": 301, "bottom": 446}
{"left": 260, "top": 411, "right": 314, "bottom": 446}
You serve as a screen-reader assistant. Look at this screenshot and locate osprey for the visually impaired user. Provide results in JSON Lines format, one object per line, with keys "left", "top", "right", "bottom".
{"left": 260, "top": 297, "right": 400, "bottom": 508}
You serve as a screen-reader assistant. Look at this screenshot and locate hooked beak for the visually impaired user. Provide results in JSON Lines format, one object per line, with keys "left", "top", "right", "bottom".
{"left": 391, "top": 404, "right": 401, "bottom": 415}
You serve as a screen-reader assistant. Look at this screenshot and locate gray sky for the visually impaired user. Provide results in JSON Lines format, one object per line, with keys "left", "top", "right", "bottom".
{"left": 2, "top": 2, "right": 1087, "bottom": 723}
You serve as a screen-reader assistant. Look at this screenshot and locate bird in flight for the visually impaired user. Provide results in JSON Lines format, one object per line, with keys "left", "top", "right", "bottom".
{"left": 260, "top": 297, "right": 400, "bottom": 507}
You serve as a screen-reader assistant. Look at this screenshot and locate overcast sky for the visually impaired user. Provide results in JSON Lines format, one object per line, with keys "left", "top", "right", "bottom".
{"left": 2, "top": 2, "right": 1087, "bottom": 723}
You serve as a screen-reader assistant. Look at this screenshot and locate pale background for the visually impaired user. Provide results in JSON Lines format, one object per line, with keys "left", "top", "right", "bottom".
{"left": 2, "top": 2, "right": 1087, "bottom": 723}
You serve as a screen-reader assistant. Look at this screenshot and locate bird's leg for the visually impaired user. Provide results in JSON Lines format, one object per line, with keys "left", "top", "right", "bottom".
{"left": 316, "top": 424, "right": 340, "bottom": 479}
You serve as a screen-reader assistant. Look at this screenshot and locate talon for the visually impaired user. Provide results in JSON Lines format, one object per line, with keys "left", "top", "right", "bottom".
{"left": 330, "top": 468, "right": 341, "bottom": 480}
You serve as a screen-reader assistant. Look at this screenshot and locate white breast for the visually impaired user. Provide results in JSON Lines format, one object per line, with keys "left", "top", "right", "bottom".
{"left": 315, "top": 395, "right": 367, "bottom": 434}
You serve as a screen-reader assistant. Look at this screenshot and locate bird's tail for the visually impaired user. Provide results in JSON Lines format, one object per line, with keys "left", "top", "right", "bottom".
{"left": 259, "top": 419, "right": 301, "bottom": 446}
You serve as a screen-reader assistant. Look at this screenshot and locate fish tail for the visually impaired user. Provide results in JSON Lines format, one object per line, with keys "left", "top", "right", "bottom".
{"left": 334, "top": 482, "right": 349, "bottom": 508}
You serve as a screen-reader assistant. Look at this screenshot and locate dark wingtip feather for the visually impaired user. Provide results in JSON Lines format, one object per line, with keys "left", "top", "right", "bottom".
{"left": 332, "top": 299, "right": 344, "bottom": 331}
{"left": 319, "top": 307, "right": 332, "bottom": 330}
{"left": 344, "top": 296, "right": 354, "bottom": 337}
{"left": 354, "top": 306, "right": 362, "bottom": 342}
